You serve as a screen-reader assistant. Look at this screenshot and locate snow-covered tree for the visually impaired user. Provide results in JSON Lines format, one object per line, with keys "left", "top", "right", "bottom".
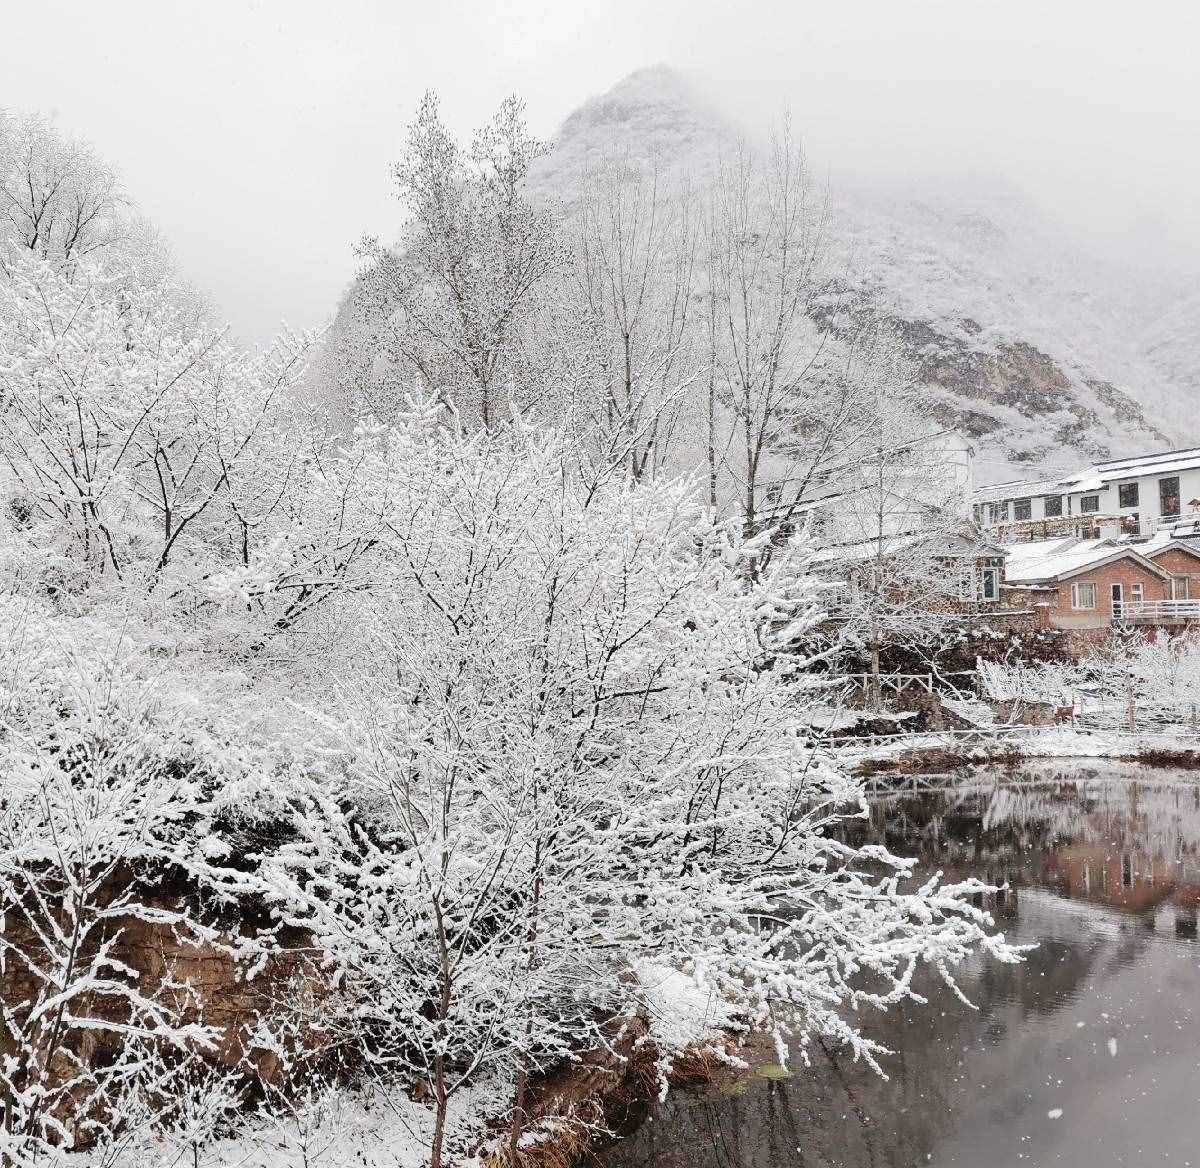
{"left": 0, "top": 111, "right": 126, "bottom": 263}
{"left": 352, "top": 93, "right": 563, "bottom": 430}
{"left": 805, "top": 334, "right": 979, "bottom": 707}
{"left": 256, "top": 408, "right": 1019, "bottom": 1167}
{"left": 0, "top": 253, "right": 395, "bottom": 654}
{"left": 568, "top": 153, "right": 702, "bottom": 481}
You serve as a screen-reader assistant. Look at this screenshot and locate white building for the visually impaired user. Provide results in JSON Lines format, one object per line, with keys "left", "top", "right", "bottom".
{"left": 974, "top": 446, "right": 1200, "bottom": 538}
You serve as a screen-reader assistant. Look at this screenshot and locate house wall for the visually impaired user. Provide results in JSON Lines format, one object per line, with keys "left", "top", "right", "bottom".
{"left": 1148, "top": 547, "right": 1200, "bottom": 597}
{"left": 977, "top": 463, "right": 1200, "bottom": 532}
{"left": 1047, "top": 846, "right": 1176, "bottom": 913}
{"left": 1066, "top": 468, "right": 1200, "bottom": 526}
{"left": 1047, "top": 560, "right": 1169, "bottom": 629}
{"left": 976, "top": 492, "right": 1066, "bottom": 525}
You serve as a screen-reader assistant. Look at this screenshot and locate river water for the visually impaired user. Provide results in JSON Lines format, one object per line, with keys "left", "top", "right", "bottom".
{"left": 598, "top": 761, "right": 1200, "bottom": 1168}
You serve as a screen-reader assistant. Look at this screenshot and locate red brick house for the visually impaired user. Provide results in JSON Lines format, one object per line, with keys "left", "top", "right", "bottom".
{"left": 1002, "top": 537, "right": 1200, "bottom": 629}
{"left": 1142, "top": 539, "right": 1200, "bottom": 602}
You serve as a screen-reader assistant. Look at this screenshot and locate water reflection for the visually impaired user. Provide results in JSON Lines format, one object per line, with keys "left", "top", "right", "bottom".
{"left": 596, "top": 762, "right": 1200, "bottom": 1168}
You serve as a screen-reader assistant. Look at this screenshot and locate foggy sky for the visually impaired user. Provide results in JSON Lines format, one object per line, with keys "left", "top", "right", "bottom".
{"left": 4, "top": 0, "right": 1196, "bottom": 345}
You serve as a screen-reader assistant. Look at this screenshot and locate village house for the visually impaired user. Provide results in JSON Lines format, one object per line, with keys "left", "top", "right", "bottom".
{"left": 1001, "top": 535, "right": 1200, "bottom": 630}
{"left": 807, "top": 530, "right": 1010, "bottom": 610}
{"left": 974, "top": 446, "right": 1200, "bottom": 542}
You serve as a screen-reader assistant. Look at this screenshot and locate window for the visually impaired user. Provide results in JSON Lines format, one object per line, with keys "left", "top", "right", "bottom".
{"left": 980, "top": 567, "right": 1000, "bottom": 602}
{"left": 1080, "top": 495, "right": 1100, "bottom": 514}
{"left": 1013, "top": 498, "right": 1032, "bottom": 521}
{"left": 1160, "top": 476, "right": 1182, "bottom": 519}
{"left": 1131, "top": 582, "right": 1144, "bottom": 603}
{"left": 1070, "top": 582, "right": 1096, "bottom": 610}
{"left": 1171, "top": 576, "right": 1191, "bottom": 601}
{"left": 988, "top": 501, "right": 1009, "bottom": 523}
{"left": 1118, "top": 482, "right": 1139, "bottom": 509}
{"left": 1043, "top": 495, "right": 1063, "bottom": 518}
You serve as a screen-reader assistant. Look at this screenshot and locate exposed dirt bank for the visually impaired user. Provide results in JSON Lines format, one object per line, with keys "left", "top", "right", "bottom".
{"left": 485, "top": 1025, "right": 747, "bottom": 1168}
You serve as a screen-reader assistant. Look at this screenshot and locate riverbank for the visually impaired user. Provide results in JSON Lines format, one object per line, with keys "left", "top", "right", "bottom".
{"left": 841, "top": 726, "right": 1200, "bottom": 776}
{"left": 179, "top": 965, "right": 745, "bottom": 1168}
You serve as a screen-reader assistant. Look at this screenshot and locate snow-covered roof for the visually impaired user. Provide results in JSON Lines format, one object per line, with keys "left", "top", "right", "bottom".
{"left": 973, "top": 476, "right": 1067, "bottom": 503}
{"left": 1138, "top": 535, "right": 1200, "bottom": 563}
{"left": 1003, "top": 536, "right": 1079, "bottom": 564}
{"left": 1060, "top": 447, "right": 1200, "bottom": 492}
{"left": 974, "top": 447, "right": 1200, "bottom": 504}
{"left": 1003, "top": 538, "right": 1172, "bottom": 584}
{"left": 809, "top": 530, "right": 991, "bottom": 566}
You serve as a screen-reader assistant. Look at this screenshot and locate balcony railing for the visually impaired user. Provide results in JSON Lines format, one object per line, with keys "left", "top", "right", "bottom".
{"left": 982, "top": 511, "right": 1200, "bottom": 544}
{"left": 1113, "top": 599, "right": 1200, "bottom": 622}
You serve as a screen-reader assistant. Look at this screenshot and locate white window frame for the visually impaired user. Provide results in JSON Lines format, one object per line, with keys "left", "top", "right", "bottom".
{"left": 1130, "top": 582, "right": 1145, "bottom": 604}
{"left": 1079, "top": 495, "right": 1100, "bottom": 515}
{"left": 1171, "top": 576, "right": 1191, "bottom": 601}
{"left": 1070, "top": 582, "right": 1097, "bottom": 610}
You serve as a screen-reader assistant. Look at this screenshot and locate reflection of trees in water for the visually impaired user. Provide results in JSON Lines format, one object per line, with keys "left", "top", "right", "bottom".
{"left": 599, "top": 767, "right": 1182, "bottom": 1168}
{"left": 601, "top": 923, "right": 1112, "bottom": 1168}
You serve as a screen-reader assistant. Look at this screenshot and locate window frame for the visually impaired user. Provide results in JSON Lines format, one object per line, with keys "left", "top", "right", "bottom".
{"left": 1079, "top": 494, "right": 1100, "bottom": 515}
{"left": 1118, "top": 481, "right": 1140, "bottom": 509}
{"left": 980, "top": 567, "right": 1000, "bottom": 603}
{"left": 1043, "top": 495, "right": 1063, "bottom": 518}
{"left": 1171, "top": 576, "right": 1191, "bottom": 601}
{"left": 1013, "top": 498, "right": 1032, "bottom": 522}
{"left": 1070, "top": 581, "right": 1097, "bottom": 610}
{"left": 1160, "top": 475, "right": 1182, "bottom": 519}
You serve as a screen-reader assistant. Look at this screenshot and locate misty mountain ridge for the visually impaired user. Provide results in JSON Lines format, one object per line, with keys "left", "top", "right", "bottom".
{"left": 535, "top": 66, "right": 1197, "bottom": 485}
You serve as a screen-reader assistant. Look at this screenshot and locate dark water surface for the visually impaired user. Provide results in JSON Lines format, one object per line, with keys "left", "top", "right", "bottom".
{"left": 598, "top": 762, "right": 1200, "bottom": 1168}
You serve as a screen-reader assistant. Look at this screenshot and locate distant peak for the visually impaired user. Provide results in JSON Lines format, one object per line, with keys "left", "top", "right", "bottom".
{"left": 602, "top": 63, "right": 700, "bottom": 100}
{"left": 550, "top": 63, "right": 730, "bottom": 163}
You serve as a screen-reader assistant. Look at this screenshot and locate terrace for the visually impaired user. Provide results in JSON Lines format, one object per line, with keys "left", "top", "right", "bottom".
{"left": 1113, "top": 598, "right": 1200, "bottom": 624}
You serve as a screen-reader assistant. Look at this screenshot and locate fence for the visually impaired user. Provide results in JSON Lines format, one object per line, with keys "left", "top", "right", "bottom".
{"left": 1113, "top": 599, "right": 1200, "bottom": 623}
{"left": 841, "top": 670, "right": 981, "bottom": 701}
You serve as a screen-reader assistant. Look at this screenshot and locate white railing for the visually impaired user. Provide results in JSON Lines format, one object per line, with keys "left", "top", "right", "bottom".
{"left": 1113, "top": 599, "right": 1200, "bottom": 622}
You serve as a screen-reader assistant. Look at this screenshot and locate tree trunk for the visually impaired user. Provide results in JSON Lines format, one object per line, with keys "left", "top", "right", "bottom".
{"left": 869, "top": 637, "right": 883, "bottom": 713}
{"left": 429, "top": 1072, "right": 447, "bottom": 1168}
{"left": 508, "top": 1066, "right": 529, "bottom": 1167}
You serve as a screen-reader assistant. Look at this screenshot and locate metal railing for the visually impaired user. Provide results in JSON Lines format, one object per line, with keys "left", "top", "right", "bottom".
{"left": 1113, "top": 599, "right": 1200, "bottom": 622}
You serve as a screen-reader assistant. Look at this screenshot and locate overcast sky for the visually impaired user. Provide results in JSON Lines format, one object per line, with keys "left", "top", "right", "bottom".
{"left": 3, "top": 0, "right": 1196, "bottom": 344}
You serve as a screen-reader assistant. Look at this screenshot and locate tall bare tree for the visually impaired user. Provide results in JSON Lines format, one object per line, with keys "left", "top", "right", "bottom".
{"left": 356, "top": 93, "right": 562, "bottom": 430}
{"left": 570, "top": 153, "right": 702, "bottom": 480}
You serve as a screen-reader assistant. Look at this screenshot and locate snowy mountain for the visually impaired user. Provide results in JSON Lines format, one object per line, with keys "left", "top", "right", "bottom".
{"left": 536, "top": 67, "right": 1196, "bottom": 484}
{"left": 1139, "top": 283, "right": 1200, "bottom": 412}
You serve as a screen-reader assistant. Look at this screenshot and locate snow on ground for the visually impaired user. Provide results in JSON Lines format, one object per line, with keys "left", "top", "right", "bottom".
{"left": 635, "top": 961, "right": 740, "bottom": 1055}
{"left": 840, "top": 725, "right": 1200, "bottom": 767}
{"left": 941, "top": 696, "right": 998, "bottom": 728}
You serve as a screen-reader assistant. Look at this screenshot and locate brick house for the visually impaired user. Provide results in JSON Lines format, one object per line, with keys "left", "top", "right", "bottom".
{"left": 1142, "top": 539, "right": 1200, "bottom": 602}
{"left": 1002, "top": 537, "right": 1200, "bottom": 630}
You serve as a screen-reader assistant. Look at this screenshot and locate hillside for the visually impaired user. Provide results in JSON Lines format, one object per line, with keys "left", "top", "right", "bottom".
{"left": 535, "top": 66, "right": 1194, "bottom": 484}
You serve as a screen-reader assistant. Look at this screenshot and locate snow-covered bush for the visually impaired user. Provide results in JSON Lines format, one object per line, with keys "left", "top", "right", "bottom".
{"left": 0, "top": 646, "right": 237, "bottom": 1166}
